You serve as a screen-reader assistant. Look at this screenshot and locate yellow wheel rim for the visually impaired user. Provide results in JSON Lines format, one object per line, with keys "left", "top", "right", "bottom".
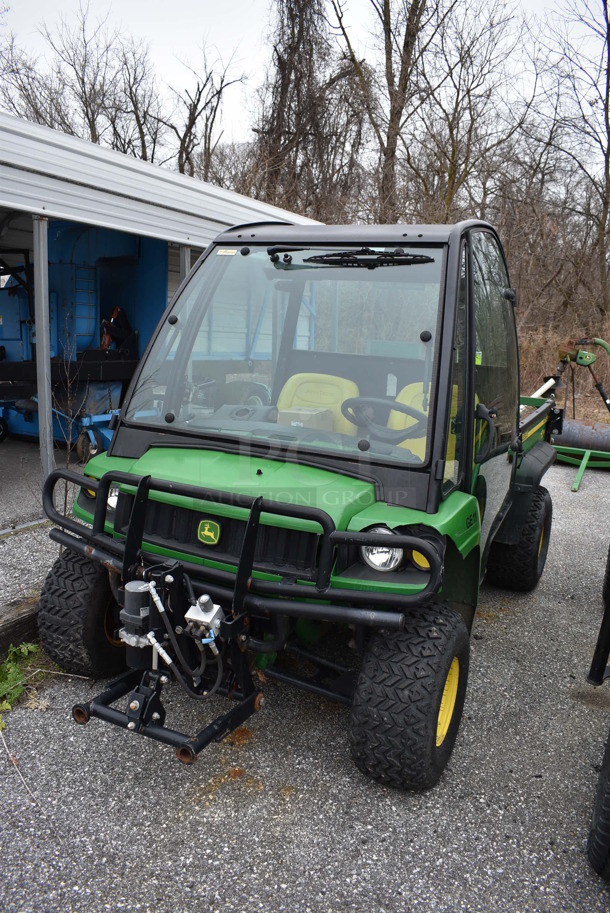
{"left": 538, "top": 525, "right": 545, "bottom": 557}
{"left": 436, "top": 657, "right": 459, "bottom": 747}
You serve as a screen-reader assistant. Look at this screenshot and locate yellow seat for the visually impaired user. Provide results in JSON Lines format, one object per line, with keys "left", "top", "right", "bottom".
{"left": 277, "top": 373, "right": 360, "bottom": 435}
{"left": 388, "top": 382, "right": 466, "bottom": 465}
{"left": 387, "top": 383, "right": 430, "bottom": 459}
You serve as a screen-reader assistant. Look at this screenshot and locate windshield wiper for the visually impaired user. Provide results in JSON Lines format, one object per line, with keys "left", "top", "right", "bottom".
{"left": 303, "top": 248, "right": 435, "bottom": 269}
{"left": 267, "top": 245, "right": 306, "bottom": 258}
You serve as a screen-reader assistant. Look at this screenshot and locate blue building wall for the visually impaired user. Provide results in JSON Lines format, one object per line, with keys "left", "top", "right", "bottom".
{"left": 0, "top": 219, "right": 169, "bottom": 443}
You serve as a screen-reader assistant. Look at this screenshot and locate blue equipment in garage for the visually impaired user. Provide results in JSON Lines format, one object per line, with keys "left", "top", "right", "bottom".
{"left": 0, "top": 220, "right": 168, "bottom": 454}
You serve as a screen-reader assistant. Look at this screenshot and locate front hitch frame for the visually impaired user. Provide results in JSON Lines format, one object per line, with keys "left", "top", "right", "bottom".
{"left": 72, "top": 666, "right": 263, "bottom": 763}
{"left": 72, "top": 567, "right": 263, "bottom": 762}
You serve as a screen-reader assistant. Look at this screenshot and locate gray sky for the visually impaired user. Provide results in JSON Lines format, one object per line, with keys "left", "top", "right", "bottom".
{"left": 4, "top": 0, "right": 555, "bottom": 142}
{"left": 5, "top": 0, "right": 280, "bottom": 140}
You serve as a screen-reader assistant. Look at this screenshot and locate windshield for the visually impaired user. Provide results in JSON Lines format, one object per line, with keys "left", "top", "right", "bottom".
{"left": 124, "top": 243, "right": 446, "bottom": 468}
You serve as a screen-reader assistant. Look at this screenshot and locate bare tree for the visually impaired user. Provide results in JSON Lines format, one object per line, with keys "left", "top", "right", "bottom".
{"left": 1, "top": 2, "right": 122, "bottom": 142}
{"left": 398, "top": 0, "right": 533, "bottom": 223}
{"left": 1, "top": 37, "right": 74, "bottom": 132}
{"left": 39, "top": 2, "right": 120, "bottom": 145}
{"left": 255, "top": 0, "right": 329, "bottom": 204}
{"left": 108, "top": 38, "right": 166, "bottom": 162}
{"left": 205, "top": 140, "right": 259, "bottom": 194}
{"left": 161, "top": 53, "right": 242, "bottom": 177}
{"left": 540, "top": 0, "right": 610, "bottom": 316}
{"left": 1, "top": 5, "right": 242, "bottom": 176}
{"left": 252, "top": 0, "right": 368, "bottom": 220}
{"left": 332, "top": 0, "right": 441, "bottom": 222}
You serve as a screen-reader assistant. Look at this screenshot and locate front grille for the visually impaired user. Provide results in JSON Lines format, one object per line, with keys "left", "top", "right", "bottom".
{"left": 116, "top": 497, "right": 320, "bottom": 580}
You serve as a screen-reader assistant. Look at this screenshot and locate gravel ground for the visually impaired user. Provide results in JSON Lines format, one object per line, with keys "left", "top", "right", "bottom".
{"left": 0, "top": 439, "right": 79, "bottom": 604}
{"left": 1, "top": 449, "right": 610, "bottom": 912}
{"left": 0, "top": 525, "right": 59, "bottom": 605}
{"left": 0, "top": 439, "right": 50, "bottom": 530}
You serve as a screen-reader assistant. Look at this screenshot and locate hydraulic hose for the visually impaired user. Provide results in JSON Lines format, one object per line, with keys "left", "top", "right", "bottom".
{"left": 146, "top": 630, "right": 224, "bottom": 701}
{"left": 161, "top": 595, "right": 206, "bottom": 678}
{"left": 146, "top": 582, "right": 224, "bottom": 700}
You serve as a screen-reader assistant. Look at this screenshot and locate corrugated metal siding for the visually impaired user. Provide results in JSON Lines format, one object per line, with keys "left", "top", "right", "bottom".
{"left": 167, "top": 245, "right": 204, "bottom": 303}
{"left": 1, "top": 216, "right": 197, "bottom": 306}
{"left": 0, "top": 113, "right": 318, "bottom": 246}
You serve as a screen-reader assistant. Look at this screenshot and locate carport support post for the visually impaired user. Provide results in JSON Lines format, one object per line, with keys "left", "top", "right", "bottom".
{"left": 33, "top": 215, "right": 55, "bottom": 485}
{"left": 179, "top": 245, "right": 191, "bottom": 281}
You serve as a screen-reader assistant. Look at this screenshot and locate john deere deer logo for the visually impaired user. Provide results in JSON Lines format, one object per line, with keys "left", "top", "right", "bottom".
{"left": 197, "top": 519, "right": 220, "bottom": 546}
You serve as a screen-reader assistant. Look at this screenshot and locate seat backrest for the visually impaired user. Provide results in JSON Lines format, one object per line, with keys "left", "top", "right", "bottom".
{"left": 387, "top": 382, "right": 429, "bottom": 459}
{"left": 277, "top": 373, "right": 359, "bottom": 435}
{"left": 389, "top": 382, "right": 463, "bottom": 463}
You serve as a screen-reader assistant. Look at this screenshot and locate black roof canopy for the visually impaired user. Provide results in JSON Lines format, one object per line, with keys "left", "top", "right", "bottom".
{"left": 214, "top": 219, "right": 494, "bottom": 247}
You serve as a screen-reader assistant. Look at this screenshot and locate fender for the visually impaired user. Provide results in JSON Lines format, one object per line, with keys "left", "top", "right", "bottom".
{"left": 492, "top": 441, "right": 556, "bottom": 546}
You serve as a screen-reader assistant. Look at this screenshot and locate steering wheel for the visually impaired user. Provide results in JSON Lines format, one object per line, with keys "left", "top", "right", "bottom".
{"left": 185, "top": 379, "right": 217, "bottom": 406}
{"left": 341, "top": 396, "right": 428, "bottom": 445}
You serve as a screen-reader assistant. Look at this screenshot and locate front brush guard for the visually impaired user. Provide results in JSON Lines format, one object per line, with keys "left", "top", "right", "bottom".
{"left": 42, "top": 467, "right": 444, "bottom": 629}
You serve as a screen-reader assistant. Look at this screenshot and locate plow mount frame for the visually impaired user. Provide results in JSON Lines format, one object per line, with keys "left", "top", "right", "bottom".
{"left": 73, "top": 647, "right": 262, "bottom": 764}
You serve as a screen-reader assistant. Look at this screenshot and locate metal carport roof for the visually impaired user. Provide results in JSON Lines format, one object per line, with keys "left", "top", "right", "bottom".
{"left": 0, "top": 112, "right": 317, "bottom": 480}
{"left": 0, "top": 112, "right": 314, "bottom": 246}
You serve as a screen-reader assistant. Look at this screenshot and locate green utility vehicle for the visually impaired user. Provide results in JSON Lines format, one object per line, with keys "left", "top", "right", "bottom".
{"left": 39, "top": 221, "right": 560, "bottom": 789}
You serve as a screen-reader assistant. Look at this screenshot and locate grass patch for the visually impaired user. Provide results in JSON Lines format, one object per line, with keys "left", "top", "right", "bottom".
{"left": 0, "top": 642, "right": 53, "bottom": 729}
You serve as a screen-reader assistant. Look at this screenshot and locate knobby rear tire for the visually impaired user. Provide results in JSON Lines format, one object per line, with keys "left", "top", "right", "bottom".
{"left": 486, "top": 485, "right": 552, "bottom": 592}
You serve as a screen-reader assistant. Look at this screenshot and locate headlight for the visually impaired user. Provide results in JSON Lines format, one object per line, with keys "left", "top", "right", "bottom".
{"left": 107, "top": 485, "right": 120, "bottom": 510}
{"left": 360, "top": 527, "right": 404, "bottom": 572}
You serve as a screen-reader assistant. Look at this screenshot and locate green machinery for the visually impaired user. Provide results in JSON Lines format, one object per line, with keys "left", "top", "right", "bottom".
{"left": 549, "top": 338, "right": 610, "bottom": 491}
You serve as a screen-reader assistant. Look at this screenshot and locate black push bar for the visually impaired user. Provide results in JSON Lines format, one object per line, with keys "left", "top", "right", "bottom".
{"left": 43, "top": 467, "right": 443, "bottom": 628}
